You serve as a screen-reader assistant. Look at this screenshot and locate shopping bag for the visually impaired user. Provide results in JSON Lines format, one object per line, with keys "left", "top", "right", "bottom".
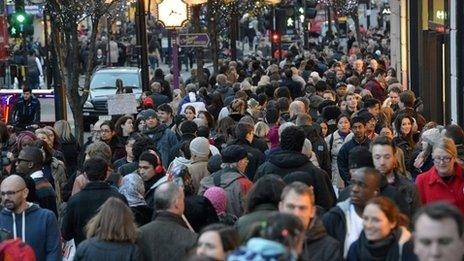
{"left": 61, "top": 239, "right": 76, "bottom": 261}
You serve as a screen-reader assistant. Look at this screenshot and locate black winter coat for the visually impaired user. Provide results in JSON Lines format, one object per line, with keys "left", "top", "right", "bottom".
{"left": 61, "top": 181, "right": 127, "bottom": 245}
{"left": 254, "top": 150, "right": 336, "bottom": 210}
{"left": 300, "top": 217, "right": 343, "bottom": 261}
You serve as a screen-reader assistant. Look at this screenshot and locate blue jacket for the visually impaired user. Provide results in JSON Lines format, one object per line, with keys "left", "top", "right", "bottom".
{"left": 0, "top": 203, "right": 61, "bottom": 261}
{"left": 143, "top": 124, "right": 179, "bottom": 167}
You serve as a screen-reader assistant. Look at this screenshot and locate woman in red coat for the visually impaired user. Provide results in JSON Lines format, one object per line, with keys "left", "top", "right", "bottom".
{"left": 416, "top": 137, "right": 464, "bottom": 214}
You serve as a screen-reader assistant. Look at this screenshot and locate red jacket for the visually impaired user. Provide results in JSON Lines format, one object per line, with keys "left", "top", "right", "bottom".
{"left": 416, "top": 163, "right": 464, "bottom": 214}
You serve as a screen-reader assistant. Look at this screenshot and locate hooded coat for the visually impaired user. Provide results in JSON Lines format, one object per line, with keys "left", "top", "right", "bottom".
{"left": 0, "top": 203, "right": 61, "bottom": 261}
{"left": 254, "top": 150, "right": 336, "bottom": 210}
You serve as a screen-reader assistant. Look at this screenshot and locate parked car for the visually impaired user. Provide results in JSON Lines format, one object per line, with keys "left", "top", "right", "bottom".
{"left": 83, "top": 67, "right": 142, "bottom": 129}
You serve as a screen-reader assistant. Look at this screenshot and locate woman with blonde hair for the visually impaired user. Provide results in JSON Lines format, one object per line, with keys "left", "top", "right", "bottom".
{"left": 416, "top": 137, "right": 464, "bottom": 213}
{"left": 74, "top": 198, "right": 142, "bottom": 260}
{"left": 54, "top": 120, "right": 79, "bottom": 174}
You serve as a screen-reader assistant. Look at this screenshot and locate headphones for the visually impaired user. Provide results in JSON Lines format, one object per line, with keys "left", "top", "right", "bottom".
{"left": 154, "top": 153, "right": 164, "bottom": 174}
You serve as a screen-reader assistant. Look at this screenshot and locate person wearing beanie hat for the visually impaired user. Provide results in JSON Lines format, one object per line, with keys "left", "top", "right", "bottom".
{"left": 337, "top": 116, "right": 370, "bottom": 186}
{"left": 203, "top": 186, "right": 227, "bottom": 216}
{"left": 137, "top": 108, "right": 157, "bottom": 121}
{"left": 198, "top": 145, "right": 253, "bottom": 217}
{"left": 188, "top": 137, "right": 212, "bottom": 193}
{"left": 142, "top": 106, "right": 178, "bottom": 168}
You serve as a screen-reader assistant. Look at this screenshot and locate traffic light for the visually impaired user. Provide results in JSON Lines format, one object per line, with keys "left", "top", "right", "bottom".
{"left": 271, "top": 31, "right": 281, "bottom": 44}
{"left": 8, "top": 11, "right": 34, "bottom": 37}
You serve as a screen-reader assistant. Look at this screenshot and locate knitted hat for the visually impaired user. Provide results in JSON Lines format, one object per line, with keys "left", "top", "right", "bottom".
{"left": 221, "top": 145, "right": 248, "bottom": 163}
{"left": 189, "top": 137, "right": 210, "bottom": 158}
{"left": 349, "top": 146, "right": 374, "bottom": 169}
{"left": 137, "top": 109, "right": 157, "bottom": 120}
{"left": 422, "top": 127, "right": 444, "bottom": 146}
{"left": 204, "top": 186, "right": 227, "bottom": 215}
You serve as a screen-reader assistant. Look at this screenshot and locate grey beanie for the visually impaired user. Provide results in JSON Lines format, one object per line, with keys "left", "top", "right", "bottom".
{"left": 189, "top": 137, "right": 210, "bottom": 158}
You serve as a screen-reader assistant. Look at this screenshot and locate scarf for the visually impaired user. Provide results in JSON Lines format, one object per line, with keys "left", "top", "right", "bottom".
{"left": 355, "top": 228, "right": 401, "bottom": 261}
{"left": 144, "top": 124, "right": 166, "bottom": 143}
{"left": 119, "top": 173, "right": 147, "bottom": 207}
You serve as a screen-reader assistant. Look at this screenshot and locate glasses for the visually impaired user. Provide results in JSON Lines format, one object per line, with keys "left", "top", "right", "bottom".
{"left": 433, "top": 156, "right": 452, "bottom": 163}
{"left": 1, "top": 188, "right": 25, "bottom": 197}
{"left": 100, "top": 129, "right": 111, "bottom": 133}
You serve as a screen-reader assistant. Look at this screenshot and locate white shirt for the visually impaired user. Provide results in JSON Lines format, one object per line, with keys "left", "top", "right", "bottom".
{"left": 30, "top": 170, "right": 44, "bottom": 179}
{"left": 344, "top": 204, "right": 364, "bottom": 257}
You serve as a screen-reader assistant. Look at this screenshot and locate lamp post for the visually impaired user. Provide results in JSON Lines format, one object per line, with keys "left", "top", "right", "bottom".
{"left": 185, "top": 0, "right": 207, "bottom": 83}
{"left": 155, "top": 0, "right": 189, "bottom": 90}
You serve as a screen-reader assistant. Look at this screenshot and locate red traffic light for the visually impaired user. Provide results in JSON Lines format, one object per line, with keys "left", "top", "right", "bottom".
{"left": 271, "top": 32, "right": 280, "bottom": 43}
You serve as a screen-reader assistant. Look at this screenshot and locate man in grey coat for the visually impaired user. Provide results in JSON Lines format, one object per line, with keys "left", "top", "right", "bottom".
{"left": 137, "top": 182, "right": 197, "bottom": 261}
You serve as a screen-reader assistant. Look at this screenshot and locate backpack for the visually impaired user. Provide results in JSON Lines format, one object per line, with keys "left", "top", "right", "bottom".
{"left": 0, "top": 239, "right": 36, "bottom": 261}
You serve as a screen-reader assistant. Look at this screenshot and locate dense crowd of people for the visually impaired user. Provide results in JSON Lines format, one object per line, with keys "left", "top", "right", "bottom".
{"left": 0, "top": 26, "right": 463, "bottom": 261}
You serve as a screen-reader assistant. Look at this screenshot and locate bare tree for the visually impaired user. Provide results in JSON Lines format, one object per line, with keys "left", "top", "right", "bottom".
{"left": 47, "top": 0, "right": 120, "bottom": 146}
{"left": 319, "top": 0, "right": 361, "bottom": 42}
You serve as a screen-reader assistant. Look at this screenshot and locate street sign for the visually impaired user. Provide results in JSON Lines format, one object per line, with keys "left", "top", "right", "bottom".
{"left": 178, "top": 33, "right": 210, "bottom": 47}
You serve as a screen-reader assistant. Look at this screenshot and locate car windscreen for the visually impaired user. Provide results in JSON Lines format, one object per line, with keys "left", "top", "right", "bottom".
{"left": 90, "top": 72, "right": 140, "bottom": 89}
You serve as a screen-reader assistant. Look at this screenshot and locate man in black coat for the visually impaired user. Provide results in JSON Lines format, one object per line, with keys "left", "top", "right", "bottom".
{"left": 62, "top": 157, "right": 127, "bottom": 245}
{"left": 279, "top": 182, "right": 342, "bottom": 260}
{"left": 255, "top": 125, "right": 335, "bottom": 211}
{"left": 337, "top": 116, "right": 371, "bottom": 185}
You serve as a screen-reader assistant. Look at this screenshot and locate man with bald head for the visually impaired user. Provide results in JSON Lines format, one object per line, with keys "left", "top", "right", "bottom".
{"left": 15, "top": 146, "right": 57, "bottom": 216}
{"left": 0, "top": 175, "right": 61, "bottom": 260}
{"left": 137, "top": 182, "right": 196, "bottom": 261}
